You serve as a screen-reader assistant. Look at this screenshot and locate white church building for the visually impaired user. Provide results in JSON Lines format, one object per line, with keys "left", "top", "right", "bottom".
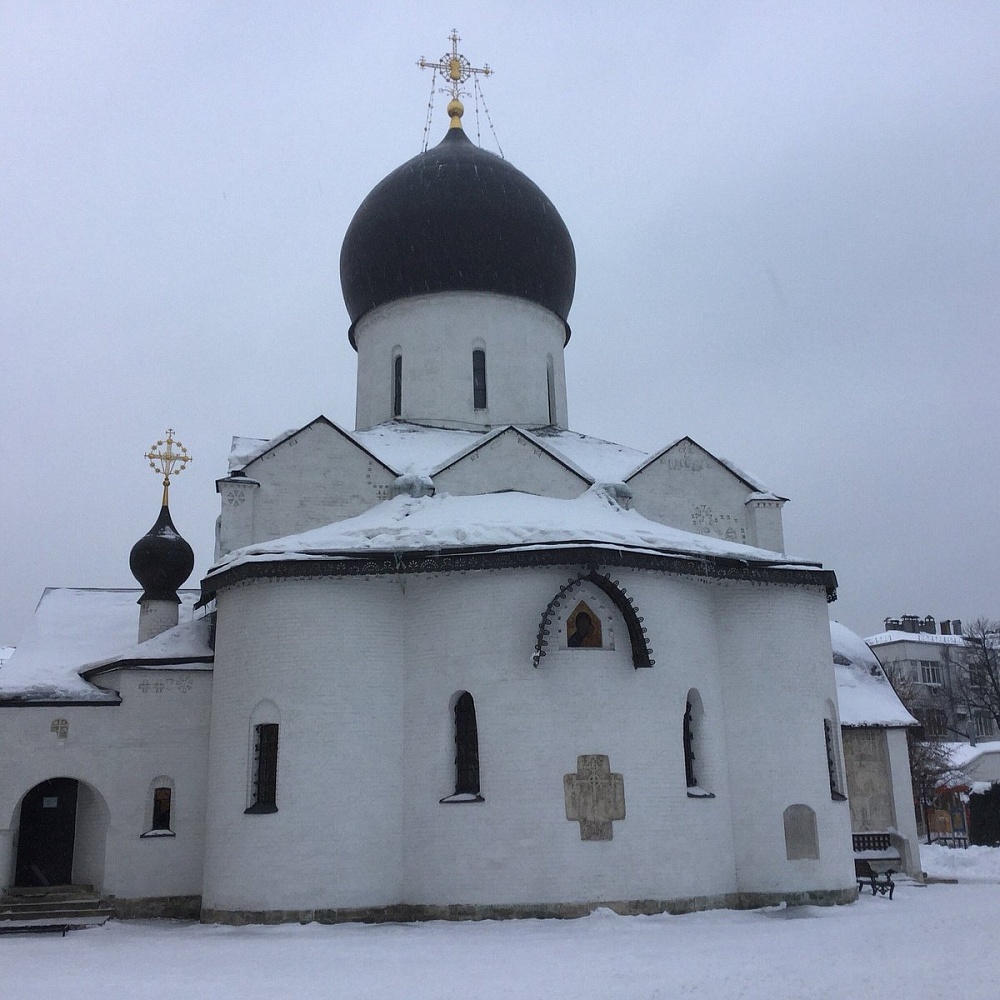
{"left": 1, "top": 76, "right": 864, "bottom": 922}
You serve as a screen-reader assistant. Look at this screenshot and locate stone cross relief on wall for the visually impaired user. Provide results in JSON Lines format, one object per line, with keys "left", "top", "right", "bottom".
{"left": 564, "top": 754, "right": 626, "bottom": 840}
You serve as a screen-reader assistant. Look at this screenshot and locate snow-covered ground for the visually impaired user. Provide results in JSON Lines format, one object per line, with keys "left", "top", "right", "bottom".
{"left": 922, "top": 842, "right": 1000, "bottom": 882}
{"left": 4, "top": 854, "right": 999, "bottom": 999}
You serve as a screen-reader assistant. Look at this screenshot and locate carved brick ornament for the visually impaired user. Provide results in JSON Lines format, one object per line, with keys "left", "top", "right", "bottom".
{"left": 564, "top": 754, "right": 625, "bottom": 840}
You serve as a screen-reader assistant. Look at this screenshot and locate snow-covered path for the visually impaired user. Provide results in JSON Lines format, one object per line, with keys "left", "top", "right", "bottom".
{"left": 2, "top": 879, "right": 998, "bottom": 1000}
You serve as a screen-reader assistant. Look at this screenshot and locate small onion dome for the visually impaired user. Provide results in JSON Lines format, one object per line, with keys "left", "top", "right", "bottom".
{"left": 129, "top": 504, "right": 195, "bottom": 604}
{"left": 341, "top": 127, "right": 576, "bottom": 348}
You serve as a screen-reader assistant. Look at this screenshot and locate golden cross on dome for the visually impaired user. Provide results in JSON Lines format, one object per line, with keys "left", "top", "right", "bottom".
{"left": 418, "top": 29, "right": 492, "bottom": 129}
{"left": 145, "top": 429, "right": 192, "bottom": 506}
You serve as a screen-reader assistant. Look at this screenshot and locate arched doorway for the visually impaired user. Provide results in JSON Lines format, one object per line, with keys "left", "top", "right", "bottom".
{"left": 15, "top": 778, "right": 79, "bottom": 886}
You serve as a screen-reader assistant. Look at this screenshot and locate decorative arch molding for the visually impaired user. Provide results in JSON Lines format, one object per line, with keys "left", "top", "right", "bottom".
{"left": 533, "top": 568, "right": 654, "bottom": 669}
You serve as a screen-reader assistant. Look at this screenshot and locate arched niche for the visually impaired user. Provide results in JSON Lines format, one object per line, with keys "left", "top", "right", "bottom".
{"left": 533, "top": 569, "right": 653, "bottom": 668}
{"left": 783, "top": 804, "right": 820, "bottom": 861}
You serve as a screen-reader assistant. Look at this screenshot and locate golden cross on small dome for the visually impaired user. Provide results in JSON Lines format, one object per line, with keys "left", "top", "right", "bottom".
{"left": 145, "top": 429, "right": 192, "bottom": 506}
{"left": 418, "top": 29, "right": 492, "bottom": 129}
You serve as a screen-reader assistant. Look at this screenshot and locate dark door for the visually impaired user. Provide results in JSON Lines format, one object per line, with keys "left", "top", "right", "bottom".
{"left": 15, "top": 778, "right": 78, "bottom": 886}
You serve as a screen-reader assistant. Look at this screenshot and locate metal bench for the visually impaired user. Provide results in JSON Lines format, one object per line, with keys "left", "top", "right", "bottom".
{"left": 853, "top": 832, "right": 899, "bottom": 900}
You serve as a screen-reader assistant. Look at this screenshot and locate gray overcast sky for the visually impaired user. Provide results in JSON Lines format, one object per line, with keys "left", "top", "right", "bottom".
{"left": 2, "top": 2, "right": 998, "bottom": 645}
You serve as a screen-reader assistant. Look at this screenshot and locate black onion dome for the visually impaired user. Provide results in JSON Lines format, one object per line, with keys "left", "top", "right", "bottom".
{"left": 129, "top": 504, "right": 195, "bottom": 604}
{"left": 341, "top": 127, "right": 576, "bottom": 347}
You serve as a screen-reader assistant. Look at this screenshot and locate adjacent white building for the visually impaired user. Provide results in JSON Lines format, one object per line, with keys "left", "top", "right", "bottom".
{"left": 867, "top": 617, "right": 993, "bottom": 742}
{"left": 1, "top": 94, "right": 861, "bottom": 921}
{"left": 830, "top": 621, "right": 921, "bottom": 877}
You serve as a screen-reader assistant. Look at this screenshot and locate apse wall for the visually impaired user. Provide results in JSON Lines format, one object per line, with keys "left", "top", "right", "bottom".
{"left": 201, "top": 562, "right": 853, "bottom": 919}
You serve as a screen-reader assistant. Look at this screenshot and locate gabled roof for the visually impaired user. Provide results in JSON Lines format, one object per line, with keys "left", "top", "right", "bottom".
{"left": 431, "top": 425, "right": 592, "bottom": 485}
{"left": 0, "top": 588, "right": 202, "bottom": 704}
{"left": 830, "top": 620, "right": 917, "bottom": 728}
{"left": 230, "top": 420, "right": 653, "bottom": 486}
{"left": 227, "top": 415, "right": 397, "bottom": 478}
{"left": 625, "top": 435, "right": 776, "bottom": 495}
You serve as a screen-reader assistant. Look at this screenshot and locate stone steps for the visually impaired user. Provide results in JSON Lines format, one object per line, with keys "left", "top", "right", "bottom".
{"left": 0, "top": 886, "right": 113, "bottom": 934}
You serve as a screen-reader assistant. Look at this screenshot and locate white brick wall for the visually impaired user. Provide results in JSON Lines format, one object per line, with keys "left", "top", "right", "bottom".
{"left": 218, "top": 420, "right": 397, "bottom": 556}
{"left": 201, "top": 565, "right": 853, "bottom": 913}
{"left": 628, "top": 440, "right": 758, "bottom": 547}
{"left": 0, "top": 670, "right": 212, "bottom": 898}
{"left": 353, "top": 292, "right": 569, "bottom": 431}
{"left": 434, "top": 429, "right": 589, "bottom": 498}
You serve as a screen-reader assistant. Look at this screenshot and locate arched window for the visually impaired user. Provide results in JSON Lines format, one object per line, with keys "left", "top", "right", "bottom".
{"left": 472, "top": 349, "right": 487, "bottom": 410}
{"left": 824, "top": 701, "right": 846, "bottom": 801}
{"left": 683, "top": 690, "right": 714, "bottom": 797}
{"left": 392, "top": 353, "right": 403, "bottom": 418}
{"left": 247, "top": 723, "right": 279, "bottom": 814}
{"left": 546, "top": 354, "right": 556, "bottom": 425}
{"left": 140, "top": 776, "right": 176, "bottom": 837}
{"left": 441, "top": 691, "right": 484, "bottom": 802}
{"left": 152, "top": 787, "right": 172, "bottom": 830}
{"left": 246, "top": 700, "right": 280, "bottom": 815}
{"left": 683, "top": 702, "right": 697, "bottom": 788}
{"left": 783, "top": 804, "right": 820, "bottom": 860}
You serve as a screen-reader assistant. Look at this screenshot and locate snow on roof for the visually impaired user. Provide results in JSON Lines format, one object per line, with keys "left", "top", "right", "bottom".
{"left": 527, "top": 428, "right": 649, "bottom": 483}
{"left": 354, "top": 422, "right": 482, "bottom": 475}
{"left": 209, "top": 484, "right": 824, "bottom": 579}
{"left": 865, "top": 629, "right": 972, "bottom": 647}
{"left": 228, "top": 429, "right": 301, "bottom": 470}
{"left": 81, "top": 614, "right": 214, "bottom": 676}
{"left": 946, "top": 740, "right": 1000, "bottom": 769}
{"left": 830, "top": 620, "right": 917, "bottom": 728}
{"left": 0, "top": 588, "right": 201, "bottom": 702}
{"left": 230, "top": 419, "right": 651, "bottom": 484}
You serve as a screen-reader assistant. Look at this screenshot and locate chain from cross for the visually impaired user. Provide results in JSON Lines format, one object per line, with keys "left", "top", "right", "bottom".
{"left": 145, "top": 428, "right": 192, "bottom": 504}
{"left": 418, "top": 28, "right": 492, "bottom": 102}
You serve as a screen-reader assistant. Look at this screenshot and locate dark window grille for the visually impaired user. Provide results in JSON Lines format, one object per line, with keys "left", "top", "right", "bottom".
{"left": 246, "top": 723, "right": 279, "bottom": 814}
{"left": 472, "top": 350, "right": 487, "bottom": 410}
{"left": 392, "top": 354, "right": 402, "bottom": 417}
{"left": 824, "top": 719, "right": 846, "bottom": 800}
{"left": 853, "top": 832, "right": 891, "bottom": 852}
{"left": 454, "top": 692, "right": 481, "bottom": 795}
{"left": 683, "top": 702, "right": 697, "bottom": 787}
{"left": 152, "top": 786, "right": 172, "bottom": 831}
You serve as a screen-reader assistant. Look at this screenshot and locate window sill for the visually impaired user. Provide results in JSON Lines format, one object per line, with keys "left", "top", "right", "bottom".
{"left": 244, "top": 803, "right": 278, "bottom": 814}
{"left": 686, "top": 786, "right": 715, "bottom": 799}
{"left": 140, "top": 829, "right": 175, "bottom": 838}
{"left": 439, "top": 793, "right": 485, "bottom": 804}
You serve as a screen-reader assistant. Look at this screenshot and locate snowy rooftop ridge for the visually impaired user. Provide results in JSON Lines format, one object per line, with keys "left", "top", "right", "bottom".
{"left": 228, "top": 419, "right": 786, "bottom": 501}
{"left": 866, "top": 630, "right": 972, "bottom": 647}
{"left": 830, "top": 620, "right": 917, "bottom": 728}
{"left": 229, "top": 418, "right": 653, "bottom": 484}
{"left": 208, "top": 485, "right": 824, "bottom": 581}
